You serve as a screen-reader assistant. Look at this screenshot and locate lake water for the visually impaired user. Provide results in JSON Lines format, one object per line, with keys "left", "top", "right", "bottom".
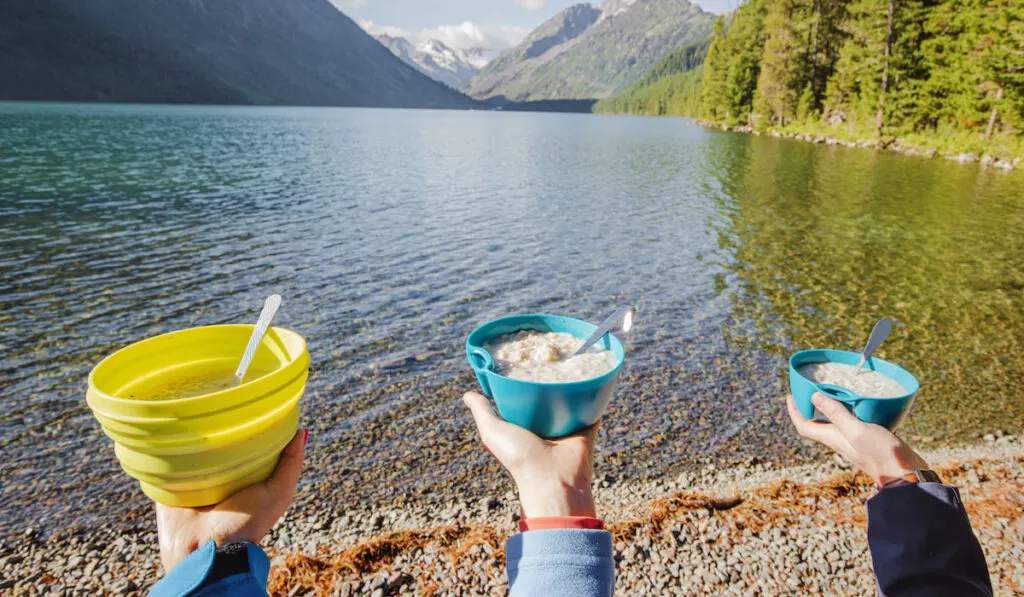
{"left": 2, "top": 102, "right": 1022, "bottom": 537}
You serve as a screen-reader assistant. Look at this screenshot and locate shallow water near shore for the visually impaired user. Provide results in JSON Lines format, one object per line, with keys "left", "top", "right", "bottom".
{"left": 1, "top": 102, "right": 1022, "bottom": 538}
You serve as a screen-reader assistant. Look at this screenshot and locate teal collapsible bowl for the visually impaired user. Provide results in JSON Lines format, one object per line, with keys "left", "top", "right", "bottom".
{"left": 466, "top": 314, "right": 626, "bottom": 438}
{"left": 789, "top": 349, "right": 919, "bottom": 430}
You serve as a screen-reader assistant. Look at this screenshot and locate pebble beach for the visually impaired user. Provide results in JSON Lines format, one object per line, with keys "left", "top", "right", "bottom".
{"left": 4, "top": 435, "right": 1020, "bottom": 596}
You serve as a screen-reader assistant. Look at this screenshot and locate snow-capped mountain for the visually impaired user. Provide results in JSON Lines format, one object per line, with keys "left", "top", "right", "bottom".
{"left": 374, "top": 34, "right": 479, "bottom": 89}
{"left": 459, "top": 47, "right": 503, "bottom": 70}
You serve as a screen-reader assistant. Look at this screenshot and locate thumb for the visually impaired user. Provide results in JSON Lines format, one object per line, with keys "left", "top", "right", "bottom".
{"left": 810, "top": 393, "right": 863, "bottom": 436}
{"left": 264, "top": 429, "right": 306, "bottom": 508}
{"left": 463, "top": 392, "right": 500, "bottom": 438}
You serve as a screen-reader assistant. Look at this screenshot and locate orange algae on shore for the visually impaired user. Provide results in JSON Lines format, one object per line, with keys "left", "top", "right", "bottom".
{"left": 268, "top": 524, "right": 506, "bottom": 595}
{"left": 268, "top": 454, "right": 1023, "bottom": 596}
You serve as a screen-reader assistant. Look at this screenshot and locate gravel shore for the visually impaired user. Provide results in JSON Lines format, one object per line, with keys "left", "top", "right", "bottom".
{"left": 694, "top": 120, "right": 1021, "bottom": 170}
{"left": 3, "top": 435, "right": 1021, "bottom": 596}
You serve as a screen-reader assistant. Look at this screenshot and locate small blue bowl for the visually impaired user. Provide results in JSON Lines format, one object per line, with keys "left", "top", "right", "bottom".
{"left": 466, "top": 314, "right": 626, "bottom": 438}
{"left": 789, "top": 349, "right": 920, "bottom": 430}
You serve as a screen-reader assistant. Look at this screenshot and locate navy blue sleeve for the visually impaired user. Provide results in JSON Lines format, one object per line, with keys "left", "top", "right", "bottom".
{"left": 506, "top": 529, "right": 615, "bottom": 597}
{"left": 149, "top": 541, "right": 270, "bottom": 597}
{"left": 867, "top": 483, "right": 992, "bottom": 597}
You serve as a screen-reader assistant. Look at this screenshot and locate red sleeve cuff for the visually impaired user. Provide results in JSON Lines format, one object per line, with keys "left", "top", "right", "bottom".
{"left": 518, "top": 516, "right": 605, "bottom": 532}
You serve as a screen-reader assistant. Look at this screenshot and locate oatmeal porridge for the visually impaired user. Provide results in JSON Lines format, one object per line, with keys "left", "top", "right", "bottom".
{"left": 797, "top": 361, "right": 908, "bottom": 398}
{"left": 485, "top": 330, "right": 618, "bottom": 383}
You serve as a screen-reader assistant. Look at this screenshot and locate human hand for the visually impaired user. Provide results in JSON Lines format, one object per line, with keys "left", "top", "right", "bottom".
{"left": 463, "top": 392, "right": 598, "bottom": 518}
{"left": 155, "top": 429, "right": 307, "bottom": 571}
{"left": 787, "top": 393, "right": 927, "bottom": 487}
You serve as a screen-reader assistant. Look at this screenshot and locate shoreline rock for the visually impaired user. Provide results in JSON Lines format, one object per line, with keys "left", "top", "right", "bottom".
{"left": 3, "top": 436, "right": 1021, "bottom": 595}
{"left": 693, "top": 120, "right": 1020, "bottom": 171}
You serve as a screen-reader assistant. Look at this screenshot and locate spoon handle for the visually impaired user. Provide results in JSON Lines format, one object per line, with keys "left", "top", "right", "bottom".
{"left": 234, "top": 294, "right": 282, "bottom": 385}
{"left": 856, "top": 317, "right": 893, "bottom": 372}
{"left": 573, "top": 306, "right": 636, "bottom": 356}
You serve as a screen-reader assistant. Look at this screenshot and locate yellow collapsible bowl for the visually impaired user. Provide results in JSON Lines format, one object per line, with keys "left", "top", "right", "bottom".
{"left": 86, "top": 324, "right": 309, "bottom": 507}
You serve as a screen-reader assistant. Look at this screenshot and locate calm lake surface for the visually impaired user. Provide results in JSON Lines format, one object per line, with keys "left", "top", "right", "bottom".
{"left": 2, "top": 102, "right": 1022, "bottom": 537}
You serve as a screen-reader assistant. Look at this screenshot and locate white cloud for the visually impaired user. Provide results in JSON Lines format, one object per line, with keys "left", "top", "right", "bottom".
{"left": 416, "top": 22, "right": 529, "bottom": 51}
{"left": 358, "top": 19, "right": 411, "bottom": 39}
{"left": 358, "top": 19, "right": 528, "bottom": 52}
{"left": 515, "top": 0, "right": 548, "bottom": 10}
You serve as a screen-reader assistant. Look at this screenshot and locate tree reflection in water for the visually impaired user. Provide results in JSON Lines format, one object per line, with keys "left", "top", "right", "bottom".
{"left": 707, "top": 134, "right": 1024, "bottom": 441}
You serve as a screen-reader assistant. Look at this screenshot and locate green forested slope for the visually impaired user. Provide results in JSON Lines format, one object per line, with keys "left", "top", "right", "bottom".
{"left": 593, "top": 39, "right": 710, "bottom": 115}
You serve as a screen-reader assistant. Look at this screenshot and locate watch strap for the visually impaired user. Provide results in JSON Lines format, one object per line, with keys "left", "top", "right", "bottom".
{"left": 880, "top": 468, "right": 942, "bottom": 489}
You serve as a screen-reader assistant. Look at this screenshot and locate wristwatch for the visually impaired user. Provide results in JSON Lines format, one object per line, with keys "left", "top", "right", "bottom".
{"left": 879, "top": 468, "right": 942, "bottom": 489}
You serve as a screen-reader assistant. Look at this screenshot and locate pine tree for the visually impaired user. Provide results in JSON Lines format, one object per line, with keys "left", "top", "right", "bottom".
{"left": 824, "top": 0, "right": 890, "bottom": 130}
{"left": 976, "top": 0, "right": 1024, "bottom": 134}
{"left": 920, "top": 0, "right": 983, "bottom": 130}
{"left": 824, "top": 0, "right": 935, "bottom": 136}
{"left": 921, "top": 0, "right": 1024, "bottom": 137}
{"left": 883, "top": 0, "right": 936, "bottom": 133}
{"left": 701, "top": 17, "right": 731, "bottom": 121}
{"left": 806, "top": 0, "right": 851, "bottom": 110}
{"left": 715, "top": 0, "right": 769, "bottom": 126}
{"left": 754, "top": 0, "right": 811, "bottom": 127}
{"left": 701, "top": 0, "right": 769, "bottom": 126}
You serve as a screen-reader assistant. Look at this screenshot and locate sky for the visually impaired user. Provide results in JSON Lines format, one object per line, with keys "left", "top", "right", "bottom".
{"left": 330, "top": 0, "right": 733, "bottom": 55}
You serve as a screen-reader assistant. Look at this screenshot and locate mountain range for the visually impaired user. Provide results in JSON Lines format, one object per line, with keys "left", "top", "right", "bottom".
{"left": 465, "top": 0, "right": 715, "bottom": 101}
{"left": 373, "top": 35, "right": 480, "bottom": 90}
{"left": 0, "top": 0, "right": 477, "bottom": 108}
{"left": 2, "top": 0, "right": 717, "bottom": 110}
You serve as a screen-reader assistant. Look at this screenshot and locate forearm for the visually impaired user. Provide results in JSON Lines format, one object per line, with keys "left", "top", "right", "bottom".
{"left": 867, "top": 483, "right": 992, "bottom": 597}
{"left": 149, "top": 541, "right": 270, "bottom": 597}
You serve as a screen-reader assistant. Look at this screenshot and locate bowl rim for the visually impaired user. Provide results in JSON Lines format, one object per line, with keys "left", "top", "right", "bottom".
{"left": 465, "top": 313, "right": 626, "bottom": 388}
{"left": 789, "top": 348, "right": 920, "bottom": 400}
{"left": 87, "top": 324, "right": 307, "bottom": 407}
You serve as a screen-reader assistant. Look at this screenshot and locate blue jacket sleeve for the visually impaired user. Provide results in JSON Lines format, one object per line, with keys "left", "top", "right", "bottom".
{"left": 867, "top": 483, "right": 992, "bottom": 597}
{"left": 149, "top": 541, "right": 271, "bottom": 597}
{"left": 505, "top": 529, "right": 615, "bottom": 597}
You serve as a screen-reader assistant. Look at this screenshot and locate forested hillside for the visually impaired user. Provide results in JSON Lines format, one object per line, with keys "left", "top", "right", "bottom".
{"left": 597, "top": 0, "right": 1024, "bottom": 160}
{"left": 593, "top": 39, "right": 710, "bottom": 115}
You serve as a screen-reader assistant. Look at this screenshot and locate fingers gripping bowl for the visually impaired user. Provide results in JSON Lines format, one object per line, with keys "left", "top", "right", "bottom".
{"left": 466, "top": 314, "right": 626, "bottom": 438}
{"left": 86, "top": 325, "right": 309, "bottom": 507}
{"left": 789, "top": 349, "right": 919, "bottom": 430}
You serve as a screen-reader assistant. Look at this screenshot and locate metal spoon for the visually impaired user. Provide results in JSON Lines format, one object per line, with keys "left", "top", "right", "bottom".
{"left": 233, "top": 294, "right": 282, "bottom": 386}
{"left": 855, "top": 317, "right": 892, "bottom": 374}
{"left": 572, "top": 306, "right": 636, "bottom": 356}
